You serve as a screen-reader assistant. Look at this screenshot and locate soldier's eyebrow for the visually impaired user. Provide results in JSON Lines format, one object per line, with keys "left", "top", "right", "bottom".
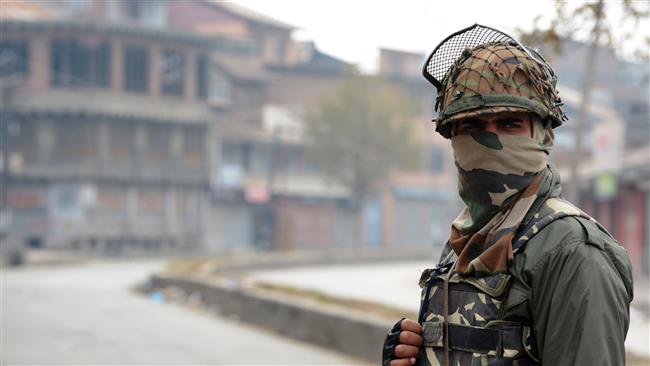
{"left": 453, "top": 119, "right": 484, "bottom": 135}
{"left": 494, "top": 117, "right": 524, "bottom": 125}
{"left": 458, "top": 118, "right": 484, "bottom": 126}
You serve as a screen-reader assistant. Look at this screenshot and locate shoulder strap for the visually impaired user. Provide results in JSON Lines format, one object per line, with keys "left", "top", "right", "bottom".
{"left": 512, "top": 197, "right": 603, "bottom": 254}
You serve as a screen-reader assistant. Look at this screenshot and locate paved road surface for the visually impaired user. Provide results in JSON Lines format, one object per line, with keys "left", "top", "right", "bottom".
{"left": 1, "top": 260, "right": 363, "bottom": 365}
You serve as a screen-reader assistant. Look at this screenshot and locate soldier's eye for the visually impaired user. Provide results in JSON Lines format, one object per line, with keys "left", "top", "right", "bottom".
{"left": 501, "top": 121, "right": 522, "bottom": 129}
{"left": 457, "top": 121, "right": 482, "bottom": 133}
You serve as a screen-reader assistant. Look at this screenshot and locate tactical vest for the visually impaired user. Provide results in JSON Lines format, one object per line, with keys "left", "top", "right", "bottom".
{"left": 415, "top": 261, "right": 539, "bottom": 366}
{"left": 414, "top": 198, "right": 602, "bottom": 366}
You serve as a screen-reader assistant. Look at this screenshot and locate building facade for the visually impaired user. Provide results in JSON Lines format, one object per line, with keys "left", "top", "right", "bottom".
{"left": 6, "top": 1, "right": 598, "bottom": 258}
{"left": 0, "top": 18, "right": 232, "bottom": 253}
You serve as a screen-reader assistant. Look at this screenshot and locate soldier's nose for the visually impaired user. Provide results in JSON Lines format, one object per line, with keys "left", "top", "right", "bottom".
{"left": 483, "top": 122, "right": 499, "bottom": 134}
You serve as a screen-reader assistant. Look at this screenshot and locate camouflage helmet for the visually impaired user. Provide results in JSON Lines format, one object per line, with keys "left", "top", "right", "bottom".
{"left": 422, "top": 24, "right": 567, "bottom": 138}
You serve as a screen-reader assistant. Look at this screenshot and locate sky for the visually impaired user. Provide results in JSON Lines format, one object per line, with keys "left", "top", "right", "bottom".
{"left": 234, "top": 0, "right": 556, "bottom": 73}
{"left": 233, "top": 0, "right": 648, "bottom": 73}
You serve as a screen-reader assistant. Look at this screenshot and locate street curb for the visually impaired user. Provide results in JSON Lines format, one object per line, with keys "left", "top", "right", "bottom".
{"left": 149, "top": 273, "right": 391, "bottom": 363}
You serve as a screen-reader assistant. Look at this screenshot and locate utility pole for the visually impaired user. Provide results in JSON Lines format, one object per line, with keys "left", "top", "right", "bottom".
{"left": 0, "top": 47, "right": 22, "bottom": 225}
{"left": 566, "top": 0, "right": 604, "bottom": 204}
{"left": 258, "top": 127, "right": 280, "bottom": 250}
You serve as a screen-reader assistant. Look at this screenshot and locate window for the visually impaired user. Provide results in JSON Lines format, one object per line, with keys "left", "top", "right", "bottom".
{"left": 0, "top": 40, "right": 28, "bottom": 78}
{"left": 204, "top": 64, "right": 231, "bottom": 106}
{"left": 430, "top": 147, "right": 444, "bottom": 173}
{"left": 274, "top": 38, "right": 286, "bottom": 62}
{"left": 197, "top": 57, "right": 231, "bottom": 105}
{"left": 183, "top": 128, "right": 204, "bottom": 168}
{"left": 51, "top": 39, "right": 110, "bottom": 88}
{"left": 287, "top": 146, "right": 313, "bottom": 175}
{"left": 96, "top": 42, "right": 111, "bottom": 86}
{"left": 109, "top": 122, "right": 134, "bottom": 161}
{"left": 125, "top": 0, "right": 167, "bottom": 27}
{"left": 96, "top": 185, "right": 125, "bottom": 213}
{"left": 196, "top": 54, "right": 208, "bottom": 99}
{"left": 138, "top": 188, "right": 162, "bottom": 214}
{"left": 222, "top": 141, "right": 251, "bottom": 171}
{"left": 241, "top": 143, "right": 251, "bottom": 171}
{"left": 629, "top": 102, "right": 649, "bottom": 115}
{"left": 126, "top": 1, "right": 141, "bottom": 19}
{"left": 146, "top": 125, "right": 171, "bottom": 162}
{"left": 54, "top": 120, "right": 96, "bottom": 161}
{"left": 208, "top": 70, "right": 230, "bottom": 102}
{"left": 264, "top": 35, "right": 286, "bottom": 63}
{"left": 12, "top": 120, "right": 36, "bottom": 164}
{"left": 160, "top": 50, "right": 184, "bottom": 96}
{"left": 124, "top": 46, "right": 149, "bottom": 93}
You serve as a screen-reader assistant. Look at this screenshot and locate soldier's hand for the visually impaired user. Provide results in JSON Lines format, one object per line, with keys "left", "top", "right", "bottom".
{"left": 389, "top": 318, "right": 423, "bottom": 366}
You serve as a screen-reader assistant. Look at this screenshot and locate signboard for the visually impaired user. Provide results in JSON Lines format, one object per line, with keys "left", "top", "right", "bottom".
{"left": 7, "top": 186, "right": 47, "bottom": 212}
{"left": 218, "top": 164, "right": 243, "bottom": 189}
{"left": 594, "top": 172, "right": 618, "bottom": 201}
{"left": 592, "top": 119, "right": 625, "bottom": 174}
{"left": 245, "top": 185, "right": 269, "bottom": 204}
{"left": 50, "top": 184, "right": 96, "bottom": 220}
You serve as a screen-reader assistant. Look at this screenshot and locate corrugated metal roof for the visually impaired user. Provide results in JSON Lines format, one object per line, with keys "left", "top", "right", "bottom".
{"left": 12, "top": 89, "right": 217, "bottom": 125}
{"left": 204, "top": 1, "right": 295, "bottom": 30}
{"left": 0, "top": 0, "right": 60, "bottom": 21}
{"left": 0, "top": 19, "right": 255, "bottom": 54}
{"left": 267, "top": 47, "right": 354, "bottom": 76}
{"left": 211, "top": 52, "right": 270, "bottom": 82}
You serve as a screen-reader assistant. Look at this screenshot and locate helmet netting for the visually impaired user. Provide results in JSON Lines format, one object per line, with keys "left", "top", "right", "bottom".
{"left": 438, "top": 42, "right": 565, "bottom": 123}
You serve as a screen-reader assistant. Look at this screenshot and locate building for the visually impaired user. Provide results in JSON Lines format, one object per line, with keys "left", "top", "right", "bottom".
{"left": 0, "top": 1, "right": 502, "bottom": 258}
{"left": 376, "top": 48, "right": 458, "bottom": 248}
{"left": 1, "top": 0, "right": 305, "bottom": 254}
{"left": 164, "top": 1, "right": 360, "bottom": 250}
{"left": 540, "top": 41, "right": 650, "bottom": 275}
{"left": 0, "top": 11, "right": 236, "bottom": 253}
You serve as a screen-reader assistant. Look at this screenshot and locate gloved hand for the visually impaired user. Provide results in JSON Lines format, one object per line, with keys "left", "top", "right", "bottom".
{"left": 382, "top": 318, "right": 423, "bottom": 366}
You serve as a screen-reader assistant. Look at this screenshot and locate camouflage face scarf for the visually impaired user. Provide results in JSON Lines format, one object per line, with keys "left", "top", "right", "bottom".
{"left": 449, "top": 121, "right": 557, "bottom": 275}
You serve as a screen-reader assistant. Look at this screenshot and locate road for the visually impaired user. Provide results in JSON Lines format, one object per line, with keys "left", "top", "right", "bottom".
{"left": 1, "top": 260, "right": 364, "bottom": 365}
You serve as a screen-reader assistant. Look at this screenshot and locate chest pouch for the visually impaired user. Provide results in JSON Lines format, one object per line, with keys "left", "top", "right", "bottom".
{"left": 415, "top": 265, "right": 540, "bottom": 366}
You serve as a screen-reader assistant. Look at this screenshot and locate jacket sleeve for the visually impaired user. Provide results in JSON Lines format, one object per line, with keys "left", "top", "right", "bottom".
{"left": 529, "top": 235, "right": 632, "bottom": 365}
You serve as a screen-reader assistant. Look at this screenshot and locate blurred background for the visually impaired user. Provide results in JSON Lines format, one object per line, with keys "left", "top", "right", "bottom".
{"left": 1, "top": 0, "right": 648, "bottom": 364}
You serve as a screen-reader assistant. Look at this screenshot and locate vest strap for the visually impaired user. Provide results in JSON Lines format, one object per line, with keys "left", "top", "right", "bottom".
{"left": 422, "top": 321, "right": 528, "bottom": 356}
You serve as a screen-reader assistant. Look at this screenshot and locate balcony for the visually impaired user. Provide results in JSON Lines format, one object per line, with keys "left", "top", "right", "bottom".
{"left": 12, "top": 160, "right": 208, "bottom": 184}
{"left": 12, "top": 89, "right": 217, "bottom": 125}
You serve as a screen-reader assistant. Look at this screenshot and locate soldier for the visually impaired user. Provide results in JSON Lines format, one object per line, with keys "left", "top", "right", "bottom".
{"left": 382, "top": 25, "right": 633, "bottom": 366}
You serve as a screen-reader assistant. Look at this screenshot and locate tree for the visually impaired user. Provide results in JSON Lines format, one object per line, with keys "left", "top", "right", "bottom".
{"left": 304, "top": 76, "right": 419, "bottom": 207}
{"left": 520, "top": 1, "right": 649, "bottom": 62}
{"left": 518, "top": 0, "right": 649, "bottom": 203}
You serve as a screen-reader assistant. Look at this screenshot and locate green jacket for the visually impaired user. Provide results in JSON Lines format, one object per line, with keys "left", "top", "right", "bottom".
{"left": 438, "top": 215, "right": 634, "bottom": 365}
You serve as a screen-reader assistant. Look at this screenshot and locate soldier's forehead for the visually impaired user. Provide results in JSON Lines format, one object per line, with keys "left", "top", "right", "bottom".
{"left": 457, "top": 112, "right": 533, "bottom": 122}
